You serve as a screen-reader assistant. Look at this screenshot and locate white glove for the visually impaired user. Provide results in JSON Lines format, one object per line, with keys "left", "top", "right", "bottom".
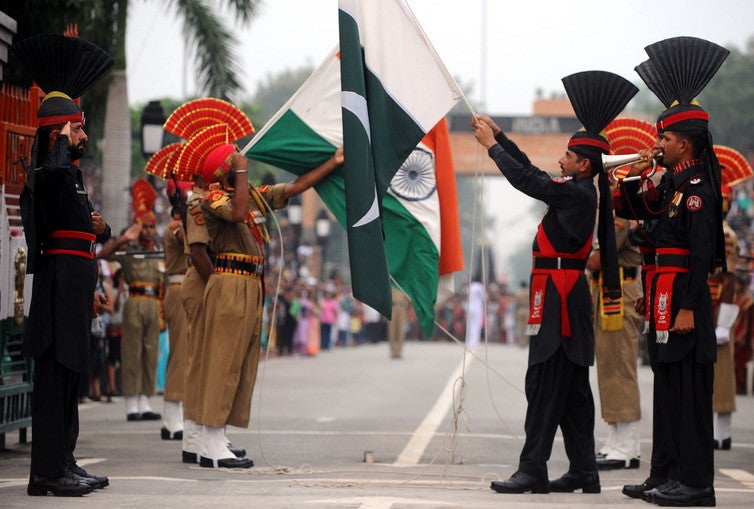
{"left": 715, "top": 326, "right": 730, "bottom": 345}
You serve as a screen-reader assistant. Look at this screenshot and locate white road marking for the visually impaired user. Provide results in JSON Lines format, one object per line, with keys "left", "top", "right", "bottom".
{"left": 720, "top": 468, "right": 754, "bottom": 489}
{"left": 308, "top": 496, "right": 453, "bottom": 508}
{"left": 393, "top": 352, "right": 475, "bottom": 466}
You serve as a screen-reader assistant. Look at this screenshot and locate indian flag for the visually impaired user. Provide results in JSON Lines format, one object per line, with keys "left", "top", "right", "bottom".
{"left": 243, "top": 0, "right": 463, "bottom": 335}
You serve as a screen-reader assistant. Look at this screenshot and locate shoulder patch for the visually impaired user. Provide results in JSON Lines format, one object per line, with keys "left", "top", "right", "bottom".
{"left": 685, "top": 194, "right": 703, "bottom": 211}
{"left": 189, "top": 206, "right": 205, "bottom": 225}
{"left": 689, "top": 177, "right": 702, "bottom": 185}
{"left": 204, "top": 189, "right": 229, "bottom": 209}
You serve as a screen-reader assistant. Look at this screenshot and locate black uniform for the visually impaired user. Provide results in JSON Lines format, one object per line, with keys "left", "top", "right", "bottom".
{"left": 616, "top": 163, "right": 717, "bottom": 487}
{"left": 23, "top": 135, "right": 111, "bottom": 479}
{"left": 488, "top": 132, "right": 598, "bottom": 480}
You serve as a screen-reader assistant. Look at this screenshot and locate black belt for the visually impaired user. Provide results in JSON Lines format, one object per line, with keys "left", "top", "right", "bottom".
{"left": 42, "top": 230, "right": 96, "bottom": 259}
{"left": 214, "top": 254, "right": 264, "bottom": 278}
{"left": 129, "top": 285, "right": 159, "bottom": 297}
{"left": 533, "top": 257, "right": 586, "bottom": 271}
{"left": 655, "top": 254, "right": 689, "bottom": 268}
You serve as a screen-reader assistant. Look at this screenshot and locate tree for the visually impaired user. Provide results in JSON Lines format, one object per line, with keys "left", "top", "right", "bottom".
{"left": 701, "top": 38, "right": 754, "bottom": 157}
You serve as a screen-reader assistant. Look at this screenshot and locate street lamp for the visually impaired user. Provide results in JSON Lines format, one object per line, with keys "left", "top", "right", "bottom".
{"left": 287, "top": 194, "right": 303, "bottom": 228}
{"left": 140, "top": 100, "right": 166, "bottom": 159}
{"left": 316, "top": 208, "right": 331, "bottom": 243}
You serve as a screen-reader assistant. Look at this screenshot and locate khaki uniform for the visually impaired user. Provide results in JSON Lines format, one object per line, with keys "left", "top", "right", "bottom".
{"left": 163, "top": 219, "right": 189, "bottom": 403}
{"left": 591, "top": 218, "right": 642, "bottom": 423}
{"left": 182, "top": 189, "right": 210, "bottom": 422}
{"left": 196, "top": 183, "right": 286, "bottom": 428}
{"left": 711, "top": 222, "right": 738, "bottom": 413}
{"left": 111, "top": 246, "right": 164, "bottom": 397}
{"left": 389, "top": 288, "right": 410, "bottom": 358}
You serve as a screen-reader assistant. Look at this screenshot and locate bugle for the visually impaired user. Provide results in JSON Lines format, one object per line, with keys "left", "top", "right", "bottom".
{"left": 601, "top": 152, "right": 662, "bottom": 182}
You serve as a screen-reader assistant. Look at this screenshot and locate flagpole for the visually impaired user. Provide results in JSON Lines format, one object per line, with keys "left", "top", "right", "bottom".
{"left": 480, "top": 0, "right": 488, "bottom": 112}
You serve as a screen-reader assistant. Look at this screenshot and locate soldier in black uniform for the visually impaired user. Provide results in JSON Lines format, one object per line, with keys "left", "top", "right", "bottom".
{"left": 617, "top": 37, "right": 729, "bottom": 507}
{"left": 472, "top": 71, "right": 637, "bottom": 495}
{"left": 12, "top": 34, "right": 114, "bottom": 497}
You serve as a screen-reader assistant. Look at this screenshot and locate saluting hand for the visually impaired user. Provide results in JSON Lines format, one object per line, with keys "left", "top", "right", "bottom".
{"left": 122, "top": 222, "right": 142, "bottom": 243}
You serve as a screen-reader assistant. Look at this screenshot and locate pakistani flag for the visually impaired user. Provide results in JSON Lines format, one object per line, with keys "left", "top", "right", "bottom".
{"left": 337, "top": 0, "right": 462, "bottom": 319}
{"left": 244, "top": 0, "right": 463, "bottom": 335}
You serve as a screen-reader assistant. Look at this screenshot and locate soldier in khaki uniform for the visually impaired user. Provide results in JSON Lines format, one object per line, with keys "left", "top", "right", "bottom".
{"left": 99, "top": 180, "right": 164, "bottom": 422}
{"left": 160, "top": 181, "right": 192, "bottom": 440}
{"left": 181, "top": 136, "right": 343, "bottom": 468}
{"left": 193, "top": 144, "right": 343, "bottom": 468}
{"left": 180, "top": 179, "right": 219, "bottom": 463}
{"left": 710, "top": 186, "right": 740, "bottom": 450}
{"left": 587, "top": 216, "right": 643, "bottom": 469}
{"left": 388, "top": 287, "right": 410, "bottom": 358}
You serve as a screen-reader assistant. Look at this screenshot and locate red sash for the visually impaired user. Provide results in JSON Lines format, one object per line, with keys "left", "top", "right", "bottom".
{"left": 653, "top": 247, "right": 690, "bottom": 343}
{"left": 640, "top": 246, "right": 656, "bottom": 334}
{"left": 528, "top": 223, "right": 592, "bottom": 337}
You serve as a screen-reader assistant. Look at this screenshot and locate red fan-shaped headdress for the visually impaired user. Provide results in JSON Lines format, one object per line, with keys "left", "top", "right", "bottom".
{"left": 604, "top": 117, "right": 660, "bottom": 181}
{"left": 144, "top": 142, "right": 192, "bottom": 183}
{"left": 166, "top": 98, "right": 254, "bottom": 181}
{"left": 163, "top": 98, "right": 254, "bottom": 141}
{"left": 131, "top": 178, "right": 157, "bottom": 224}
{"left": 604, "top": 117, "right": 658, "bottom": 155}
{"left": 715, "top": 145, "right": 754, "bottom": 188}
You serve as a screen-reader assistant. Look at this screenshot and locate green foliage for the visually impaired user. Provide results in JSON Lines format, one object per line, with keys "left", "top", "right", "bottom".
{"left": 701, "top": 39, "right": 754, "bottom": 155}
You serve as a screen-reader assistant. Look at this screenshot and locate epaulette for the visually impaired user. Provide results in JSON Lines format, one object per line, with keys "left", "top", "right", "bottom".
{"left": 249, "top": 186, "right": 270, "bottom": 216}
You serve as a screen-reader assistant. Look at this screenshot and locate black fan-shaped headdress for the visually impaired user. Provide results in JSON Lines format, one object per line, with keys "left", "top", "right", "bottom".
{"left": 12, "top": 33, "right": 114, "bottom": 126}
{"left": 562, "top": 70, "right": 639, "bottom": 163}
{"left": 644, "top": 36, "right": 729, "bottom": 105}
{"left": 634, "top": 60, "right": 675, "bottom": 109}
{"left": 562, "top": 71, "right": 638, "bottom": 303}
{"left": 639, "top": 36, "right": 729, "bottom": 272}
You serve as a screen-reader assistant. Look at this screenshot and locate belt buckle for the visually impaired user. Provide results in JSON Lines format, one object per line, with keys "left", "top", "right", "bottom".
{"left": 655, "top": 254, "right": 660, "bottom": 266}
{"left": 89, "top": 241, "right": 96, "bottom": 255}
{"left": 254, "top": 262, "right": 264, "bottom": 276}
{"left": 556, "top": 257, "right": 562, "bottom": 270}
{"left": 144, "top": 286, "right": 156, "bottom": 297}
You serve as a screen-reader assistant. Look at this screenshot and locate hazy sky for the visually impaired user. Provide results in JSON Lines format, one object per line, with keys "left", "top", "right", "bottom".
{"left": 127, "top": 0, "right": 754, "bottom": 115}
{"left": 125, "top": 0, "right": 754, "bottom": 283}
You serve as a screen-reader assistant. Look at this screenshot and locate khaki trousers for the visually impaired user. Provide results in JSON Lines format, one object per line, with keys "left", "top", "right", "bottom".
{"left": 592, "top": 278, "right": 642, "bottom": 423}
{"left": 181, "top": 267, "right": 207, "bottom": 421}
{"left": 195, "top": 272, "right": 263, "bottom": 428}
{"left": 121, "top": 296, "right": 160, "bottom": 396}
{"left": 163, "top": 282, "right": 189, "bottom": 402}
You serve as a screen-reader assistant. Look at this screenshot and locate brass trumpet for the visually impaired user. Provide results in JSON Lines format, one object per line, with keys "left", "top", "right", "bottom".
{"left": 601, "top": 152, "right": 662, "bottom": 182}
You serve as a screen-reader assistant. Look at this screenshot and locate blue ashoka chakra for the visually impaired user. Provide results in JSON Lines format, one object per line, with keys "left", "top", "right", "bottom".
{"left": 389, "top": 147, "right": 436, "bottom": 201}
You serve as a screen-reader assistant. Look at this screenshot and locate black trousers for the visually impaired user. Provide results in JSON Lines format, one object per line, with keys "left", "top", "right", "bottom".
{"left": 518, "top": 346, "right": 597, "bottom": 479}
{"left": 653, "top": 355, "right": 714, "bottom": 487}
{"left": 30, "top": 346, "right": 81, "bottom": 478}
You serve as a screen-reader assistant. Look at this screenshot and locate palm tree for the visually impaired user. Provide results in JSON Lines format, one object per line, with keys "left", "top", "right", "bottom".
{"left": 3, "top": 0, "right": 263, "bottom": 230}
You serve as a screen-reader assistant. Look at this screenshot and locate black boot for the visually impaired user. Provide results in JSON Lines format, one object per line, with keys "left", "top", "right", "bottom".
{"left": 490, "top": 471, "right": 550, "bottom": 494}
{"left": 648, "top": 482, "right": 715, "bottom": 506}
{"left": 622, "top": 476, "right": 665, "bottom": 499}
{"left": 549, "top": 470, "right": 600, "bottom": 493}
{"left": 27, "top": 474, "right": 93, "bottom": 497}
{"left": 67, "top": 463, "right": 109, "bottom": 489}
